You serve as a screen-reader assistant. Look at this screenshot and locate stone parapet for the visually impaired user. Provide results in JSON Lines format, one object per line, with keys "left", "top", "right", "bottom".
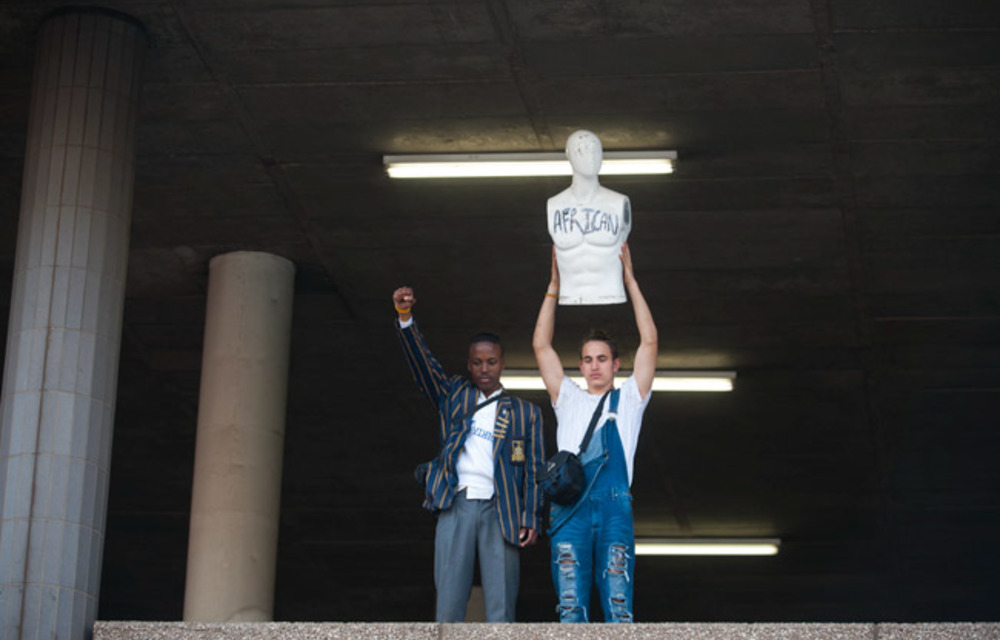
{"left": 94, "top": 621, "right": 1000, "bottom": 640}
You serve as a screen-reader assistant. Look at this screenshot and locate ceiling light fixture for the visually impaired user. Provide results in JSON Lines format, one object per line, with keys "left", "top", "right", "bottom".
{"left": 383, "top": 150, "right": 677, "bottom": 179}
{"left": 500, "top": 369, "right": 735, "bottom": 392}
{"left": 635, "top": 538, "right": 781, "bottom": 556}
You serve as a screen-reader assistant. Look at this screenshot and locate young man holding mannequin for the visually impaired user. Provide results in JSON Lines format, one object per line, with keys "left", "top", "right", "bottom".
{"left": 532, "top": 244, "right": 658, "bottom": 622}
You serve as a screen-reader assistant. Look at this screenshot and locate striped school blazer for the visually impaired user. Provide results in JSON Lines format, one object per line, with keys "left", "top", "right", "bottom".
{"left": 397, "top": 320, "right": 546, "bottom": 544}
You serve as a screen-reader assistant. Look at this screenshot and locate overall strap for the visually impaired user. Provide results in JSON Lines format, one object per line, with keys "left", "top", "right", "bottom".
{"left": 607, "top": 388, "right": 620, "bottom": 417}
{"left": 577, "top": 389, "right": 611, "bottom": 455}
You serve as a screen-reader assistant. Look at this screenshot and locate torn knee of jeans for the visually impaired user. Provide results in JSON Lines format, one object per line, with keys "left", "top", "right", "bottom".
{"left": 557, "top": 542, "right": 578, "bottom": 567}
{"left": 606, "top": 543, "right": 630, "bottom": 575}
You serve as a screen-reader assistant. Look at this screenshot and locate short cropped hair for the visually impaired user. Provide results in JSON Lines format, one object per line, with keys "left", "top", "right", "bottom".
{"left": 469, "top": 332, "right": 504, "bottom": 356}
{"left": 580, "top": 329, "right": 619, "bottom": 360}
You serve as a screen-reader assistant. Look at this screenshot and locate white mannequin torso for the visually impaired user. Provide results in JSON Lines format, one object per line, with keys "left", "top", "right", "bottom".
{"left": 547, "top": 185, "right": 631, "bottom": 305}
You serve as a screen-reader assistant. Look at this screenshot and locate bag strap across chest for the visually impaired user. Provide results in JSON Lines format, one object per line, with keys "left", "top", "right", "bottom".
{"left": 452, "top": 391, "right": 503, "bottom": 425}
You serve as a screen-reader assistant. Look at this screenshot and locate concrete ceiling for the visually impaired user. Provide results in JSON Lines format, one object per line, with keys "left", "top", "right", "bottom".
{"left": 1, "top": 0, "right": 999, "bottom": 624}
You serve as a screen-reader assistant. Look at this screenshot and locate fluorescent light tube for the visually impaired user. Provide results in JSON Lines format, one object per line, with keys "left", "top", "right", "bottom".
{"left": 384, "top": 150, "right": 676, "bottom": 179}
{"left": 635, "top": 538, "right": 780, "bottom": 556}
{"left": 500, "top": 369, "right": 735, "bottom": 392}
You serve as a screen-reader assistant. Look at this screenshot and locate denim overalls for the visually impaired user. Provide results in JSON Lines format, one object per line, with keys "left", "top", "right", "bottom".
{"left": 548, "top": 389, "right": 634, "bottom": 622}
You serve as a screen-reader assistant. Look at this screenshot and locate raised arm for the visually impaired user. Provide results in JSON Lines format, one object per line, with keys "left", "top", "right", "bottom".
{"left": 621, "top": 244, "right": 658, "bottom": 400}
{"left": 532, "top": 248, "right": 565, "bottom": 404}
{"left": 393, "top": 286, "right": 452, "bottom": 416}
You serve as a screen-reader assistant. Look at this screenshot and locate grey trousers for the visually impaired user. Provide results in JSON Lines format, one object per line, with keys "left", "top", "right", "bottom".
{"left": 434, "top": 490, "right": 520, "bottom": 622}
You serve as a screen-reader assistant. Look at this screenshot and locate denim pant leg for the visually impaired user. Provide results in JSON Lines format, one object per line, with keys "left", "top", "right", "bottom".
{"left": 476, "top": 498, "right": 519, "bottom": 622}
{"left": 434, "top": 491, "right": 477, "bottom": 622}
{"left": 595, "top": 493, "right": 635, "bottom": 622}
{"left": 549, "top": 503, "right": 594, "bottom": 623}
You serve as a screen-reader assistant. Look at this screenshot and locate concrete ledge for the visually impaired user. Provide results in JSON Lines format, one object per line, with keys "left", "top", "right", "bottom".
{"left": 94, "top": 621, "right": 1000, "bottom": 640}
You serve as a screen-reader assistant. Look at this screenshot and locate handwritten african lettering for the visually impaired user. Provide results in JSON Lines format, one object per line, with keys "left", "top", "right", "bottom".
{"left": 551, "top": 207, "right": 620, "bottom": 236}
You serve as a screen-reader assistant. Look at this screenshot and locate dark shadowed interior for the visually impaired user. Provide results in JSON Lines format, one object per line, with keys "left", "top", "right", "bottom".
{"left": 0, "top": 0, "right": 998, "bottom": 623}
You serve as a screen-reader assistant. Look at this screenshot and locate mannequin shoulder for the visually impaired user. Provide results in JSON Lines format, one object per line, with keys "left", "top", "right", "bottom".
{"left": 597, "top": 186, "right": 628, "bottom": 203}
{"left": 547, "top": 188, "right": 575, "bottom": 208}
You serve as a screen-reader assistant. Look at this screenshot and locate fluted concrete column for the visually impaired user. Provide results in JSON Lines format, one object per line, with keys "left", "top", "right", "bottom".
{"left": 0, "top": 8, "right": 145, "bottom": 640}
{"left": 184, "top": 252, "right": 295, "bottom": 622}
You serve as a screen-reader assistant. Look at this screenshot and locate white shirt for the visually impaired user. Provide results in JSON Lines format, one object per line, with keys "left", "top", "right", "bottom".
{"left": 553, "top": 375, "right": 650, "bottom": 485}
{"left": 455, "top": 389, "right": 500, "bottom": 499}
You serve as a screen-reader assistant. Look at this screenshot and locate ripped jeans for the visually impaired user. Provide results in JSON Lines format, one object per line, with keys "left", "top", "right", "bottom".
{"left": 549, "top": 487, "right": 635, "bottom": 622}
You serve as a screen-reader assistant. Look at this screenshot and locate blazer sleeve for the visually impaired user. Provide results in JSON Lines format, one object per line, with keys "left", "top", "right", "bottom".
{"left": 396, "top": 319, "right": 453, "bottom": 414}
{"left": 521, "top": 401, "right": 546, "bottom": 531}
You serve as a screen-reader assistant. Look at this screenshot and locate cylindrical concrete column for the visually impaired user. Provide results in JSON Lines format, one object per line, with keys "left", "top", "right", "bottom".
{"left": 0, "top": 8, "right": 145, "bottom": 640}
{"left": 183, "top": 251, "right": 295, "bottom": 622}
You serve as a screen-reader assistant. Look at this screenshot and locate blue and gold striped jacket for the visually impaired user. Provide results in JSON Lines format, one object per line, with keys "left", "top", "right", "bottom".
{"left": 397, "top": 320, "right": 546, "bottom": 544}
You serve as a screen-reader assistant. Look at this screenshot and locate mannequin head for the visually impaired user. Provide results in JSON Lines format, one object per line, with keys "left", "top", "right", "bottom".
{"left": 565, "top": 130, "right": 603, "bottom": 178}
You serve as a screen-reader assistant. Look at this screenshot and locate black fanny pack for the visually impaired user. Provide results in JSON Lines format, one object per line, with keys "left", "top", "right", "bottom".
{"left": 537, "top": 389, "right": 610, "bottom": 505}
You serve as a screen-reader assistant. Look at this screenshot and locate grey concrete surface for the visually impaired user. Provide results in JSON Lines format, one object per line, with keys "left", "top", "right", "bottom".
{"left": 94, "top": 621, "right": 1000, "bottom": 640}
